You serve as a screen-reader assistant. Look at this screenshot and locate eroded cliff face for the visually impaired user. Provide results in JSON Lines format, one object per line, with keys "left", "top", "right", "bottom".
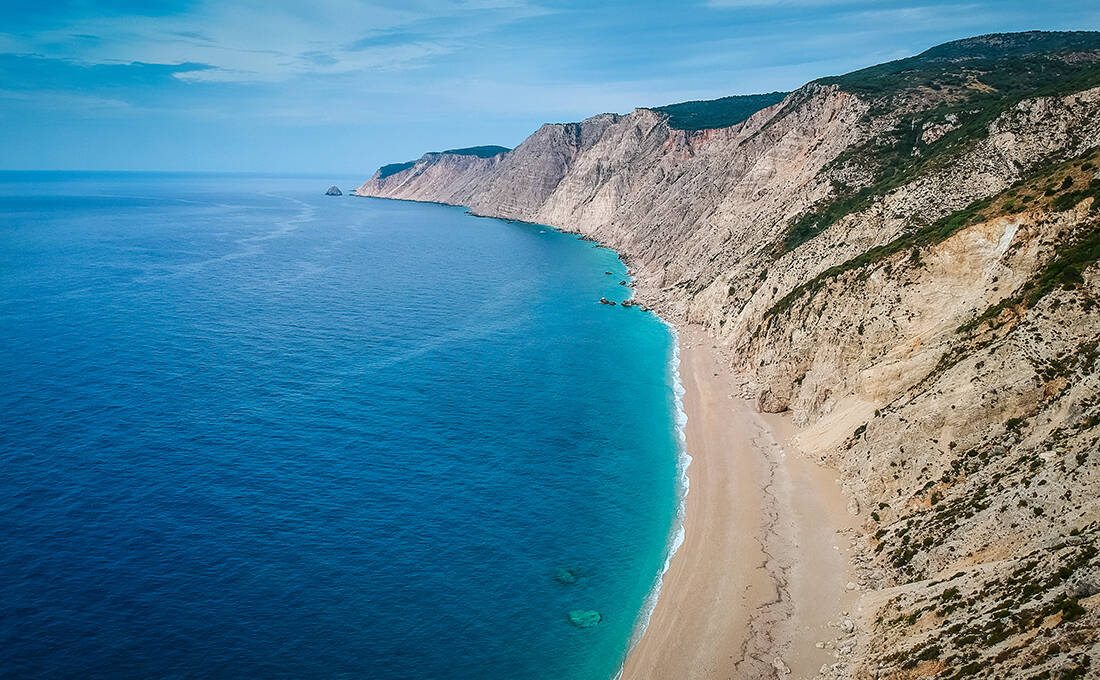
{"left": 360, "top": 150, "right": 501, "bottom": 205}
{"left": 356, "top": 35, "right": 1100, "bottom": 679}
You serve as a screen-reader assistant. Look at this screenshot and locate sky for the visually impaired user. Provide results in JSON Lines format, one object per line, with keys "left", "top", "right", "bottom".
{"left": 1, "top": 0, "right": 1099, "bottom": 174}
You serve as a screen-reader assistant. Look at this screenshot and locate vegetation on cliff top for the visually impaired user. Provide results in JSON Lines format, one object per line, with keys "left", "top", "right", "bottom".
{"left": 377, "top": 161, "right": 416, "bottom": 179}
{"left": 651, "top": 91, "right": 788, "bottom": 132}
{"left": 819, "top": 31, "right": 1100, "bottom": 101}
{"left": 783, "top": 31, "right": 1100, "bottom": 252}
{"left": 376, "top": 145, "right": 510, "bottom": 180}
{"left": 439, "top": 145, "right": 510, "bottom": 158}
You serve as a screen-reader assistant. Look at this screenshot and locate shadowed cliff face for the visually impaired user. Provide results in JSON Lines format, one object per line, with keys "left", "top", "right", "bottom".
{"left": 357, "top": 32, "right": 1100, "bottom": 679}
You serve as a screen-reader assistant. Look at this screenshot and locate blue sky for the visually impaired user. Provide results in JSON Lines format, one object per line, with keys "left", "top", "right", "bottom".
{"left": 2, "top": 0, "right": 1098, "bottom": 174}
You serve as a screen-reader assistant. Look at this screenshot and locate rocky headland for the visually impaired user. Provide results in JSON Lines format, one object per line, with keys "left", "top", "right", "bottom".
{"left": 356, "top": 31, "right": 1100, "bottom": 680}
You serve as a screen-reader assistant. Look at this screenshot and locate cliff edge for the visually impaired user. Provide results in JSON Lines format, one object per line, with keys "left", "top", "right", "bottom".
{"left": 356, "top": 31, "right": 1100, "bottom": 679}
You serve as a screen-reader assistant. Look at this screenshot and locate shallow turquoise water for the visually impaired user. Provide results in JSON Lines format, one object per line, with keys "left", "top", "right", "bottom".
{"left": 0, "top": 173, "right": 682, "bottom": 680}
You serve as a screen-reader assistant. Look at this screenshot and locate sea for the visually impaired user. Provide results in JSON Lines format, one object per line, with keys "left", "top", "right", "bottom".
{"left": 0, "top": 173, "right": 686, "bottom": 680}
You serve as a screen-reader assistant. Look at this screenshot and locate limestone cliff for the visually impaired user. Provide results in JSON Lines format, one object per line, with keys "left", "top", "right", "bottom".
{"left": 357, "top": 32, "right": 1100, "bottom": 679}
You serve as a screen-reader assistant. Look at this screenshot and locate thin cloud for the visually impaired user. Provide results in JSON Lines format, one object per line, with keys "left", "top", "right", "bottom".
{"left": 1, "top": 0, "right": 1098, "bottom": 172}
{"left": 0, "top": 88, "right": 132, "bottom": 112}
{"left": 2, "top": 0, "right": 551, "bottom": 83}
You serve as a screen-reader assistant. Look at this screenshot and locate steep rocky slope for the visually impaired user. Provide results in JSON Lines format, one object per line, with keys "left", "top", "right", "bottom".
{"left": 362, "top": 145, "right": 510, "bottom": 205}
{"left": 357, "top": 32, "right": 1100, "bottom": 679}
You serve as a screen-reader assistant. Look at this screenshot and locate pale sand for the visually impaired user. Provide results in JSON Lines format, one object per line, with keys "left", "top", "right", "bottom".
{"left": 621, "top": 326, "right": 857, "bottom": 680}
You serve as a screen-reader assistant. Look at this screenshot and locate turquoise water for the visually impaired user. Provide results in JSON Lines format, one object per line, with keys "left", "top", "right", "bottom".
{"left": 0, "top": 173, "right": 683, "bottom": 680}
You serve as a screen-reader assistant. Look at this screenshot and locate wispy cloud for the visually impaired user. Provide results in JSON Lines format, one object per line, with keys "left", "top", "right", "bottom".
{"left": 3, "top": 0, "right": 551, "bottom": 82}
{"left": 1, "top": 0, "right": 1098, "bottom": 171}
{"left": 0, "top": 88, "right": 131, "bottom": 112}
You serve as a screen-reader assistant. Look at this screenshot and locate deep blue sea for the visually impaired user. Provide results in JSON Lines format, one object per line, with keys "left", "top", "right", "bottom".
{"left": 0, "top": 173, "right": 683, "bottom": 680}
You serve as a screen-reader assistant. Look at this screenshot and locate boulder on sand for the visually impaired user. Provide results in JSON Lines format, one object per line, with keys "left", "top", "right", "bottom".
{"left": 755, "top": 387, "right": 789, "bottom": 413}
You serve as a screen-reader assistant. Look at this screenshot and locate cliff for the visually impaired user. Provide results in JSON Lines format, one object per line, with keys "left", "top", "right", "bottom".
{"left": 357, "top": 32, "right": 1100, "bottom": 679}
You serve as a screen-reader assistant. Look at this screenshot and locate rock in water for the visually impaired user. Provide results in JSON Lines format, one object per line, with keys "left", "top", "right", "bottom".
{"left": 568, "top": 610, "right": 602, "bottom": 628}
{"left": 554, "top": 566, "right": 582, "bottom": 584}
{"left": 325, "top": 185, "right": 342, "bottom": 196}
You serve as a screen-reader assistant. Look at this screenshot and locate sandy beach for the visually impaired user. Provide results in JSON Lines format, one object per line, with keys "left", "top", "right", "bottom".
{"left": 621, "top": 325, "right": 857, "bottom": 680}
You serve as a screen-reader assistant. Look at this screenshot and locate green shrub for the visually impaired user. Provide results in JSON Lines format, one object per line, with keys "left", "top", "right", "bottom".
{"left": 1060, "top": 598, "right": 1086, "bottom": 621}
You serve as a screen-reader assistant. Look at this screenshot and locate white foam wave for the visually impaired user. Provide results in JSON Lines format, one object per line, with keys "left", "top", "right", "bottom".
{"left": 615, "top": 321, "right": 691, "bottom": 679}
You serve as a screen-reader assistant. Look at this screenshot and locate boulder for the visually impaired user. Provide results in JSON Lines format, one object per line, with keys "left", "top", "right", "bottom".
{"left": 1066, "top": 569, "right": 1100, "bottom": 599}
{"left": 755, "top": 388, "right": 789, "bottom": 413}
{"left": 325, "top": 185, "right": 342, "bottom": 196}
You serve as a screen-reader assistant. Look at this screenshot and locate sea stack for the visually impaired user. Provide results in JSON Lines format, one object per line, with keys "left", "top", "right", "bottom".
{"left": 325, "top": 185, "right": 342, "bottom": 196}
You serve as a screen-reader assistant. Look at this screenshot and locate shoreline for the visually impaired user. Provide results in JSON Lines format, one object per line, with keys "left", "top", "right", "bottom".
{"left": 621, "top": 325, "right": 857, "bottom": 680}
{"left": 618, "top": 322, "right": 691, "bottom": 677}
{"left": 351, "top": 194, "right": 856, "bottom": 678}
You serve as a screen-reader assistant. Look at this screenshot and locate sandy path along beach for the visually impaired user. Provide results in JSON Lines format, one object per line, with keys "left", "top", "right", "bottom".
{"left": 620, "top": 325, "right": 856, "bottom": 680}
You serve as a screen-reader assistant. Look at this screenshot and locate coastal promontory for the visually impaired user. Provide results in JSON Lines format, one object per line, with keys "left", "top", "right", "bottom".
{"left": 357, "top": 31, "right": 1100, "bottom": 680}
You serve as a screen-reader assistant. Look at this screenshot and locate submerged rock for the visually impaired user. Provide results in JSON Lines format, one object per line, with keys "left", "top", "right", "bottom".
{"left": 554, "top": 566, "right": 584, "bottom": 584}
{"left": 568, "top": 610, "right": 602, "bottom": 628}
{"left": 325, "top": 185, "right": 342, "bottom": 196}
{"left": 599, "top": 297, "right": 616, "bottom": 305}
